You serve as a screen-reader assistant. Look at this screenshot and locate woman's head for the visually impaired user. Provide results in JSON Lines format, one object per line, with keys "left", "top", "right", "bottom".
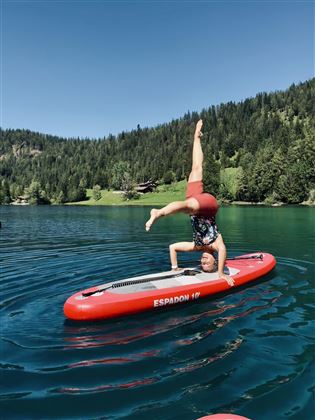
{"left": 200, "top": 252, "right": 217, "bottom": 272}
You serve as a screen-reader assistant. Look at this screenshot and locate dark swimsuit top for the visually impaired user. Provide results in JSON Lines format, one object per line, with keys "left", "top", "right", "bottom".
{"left": 190, "top": 215, "right": 219, "bottom": 247}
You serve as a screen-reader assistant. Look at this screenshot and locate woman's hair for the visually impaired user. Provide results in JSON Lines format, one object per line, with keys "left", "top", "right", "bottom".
{"left": 212, "top": 258, "right": 218, "bottom": 272}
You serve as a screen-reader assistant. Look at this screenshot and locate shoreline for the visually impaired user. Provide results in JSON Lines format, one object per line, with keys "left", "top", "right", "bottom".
{"left": 5, "top": 180, "right": 315, "bottom": 207}
{"left": 65, "top": 202, "right": 314, "bottom": 207}
{"left": 5, "top": 201, "right": 312, "bottom": 207}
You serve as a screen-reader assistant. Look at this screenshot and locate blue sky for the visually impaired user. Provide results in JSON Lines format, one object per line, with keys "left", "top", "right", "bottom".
{"left": 1, "top": 0, "right": 314, "bottom": 139}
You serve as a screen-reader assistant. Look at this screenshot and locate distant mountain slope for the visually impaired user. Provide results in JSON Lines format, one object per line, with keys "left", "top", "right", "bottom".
{"left": 0, "top": 78, "right": 314, "bottom": 204}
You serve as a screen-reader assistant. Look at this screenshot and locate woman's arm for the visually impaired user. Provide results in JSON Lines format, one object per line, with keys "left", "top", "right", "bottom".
{"left": 212, "top": 235, "right": 235, "bottom": 286}
{"left": 169, "top": 242, "right": 195, "bottom": 270}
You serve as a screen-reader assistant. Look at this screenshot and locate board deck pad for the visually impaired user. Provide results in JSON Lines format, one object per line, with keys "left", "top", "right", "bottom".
{"left": 109, "top": 267, "right": 239, "bottom": 294}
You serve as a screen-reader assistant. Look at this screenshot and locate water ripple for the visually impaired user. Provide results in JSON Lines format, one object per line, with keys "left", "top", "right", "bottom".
{"left": 1, "top": 206, "right": 314, "bottom": 420}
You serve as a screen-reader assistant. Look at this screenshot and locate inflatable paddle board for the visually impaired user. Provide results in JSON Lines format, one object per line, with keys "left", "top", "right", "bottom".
{"left": 64, "top": 252, "right": 276, "bottom": 321}
{"left": 197, "top": 414, "right": 250, "bottom": 420}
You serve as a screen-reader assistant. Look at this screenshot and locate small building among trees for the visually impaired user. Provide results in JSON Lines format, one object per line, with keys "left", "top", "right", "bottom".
{"left": 136, "top": 180, "right": 157, "bottom": 194}
{"left": 12, "top": 195, "right": 29, "bottom": 205}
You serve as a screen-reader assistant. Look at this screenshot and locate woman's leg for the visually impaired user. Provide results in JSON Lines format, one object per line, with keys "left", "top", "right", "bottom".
{"left": 145, "top": 199, "right": 197, "bottom": 231}
{"left": 145, "top": 120, "right": 204, "bottom": 231}
{"left": 188, "top": 119, "right": 204, "bottom": 183}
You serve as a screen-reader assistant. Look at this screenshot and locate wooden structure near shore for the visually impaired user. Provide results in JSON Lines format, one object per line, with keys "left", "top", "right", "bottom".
{"left": 12, "top": 195, "right": 29, "bottom": 205}
{"left": 136, "top": 180, "right": 157, "bottom": 194}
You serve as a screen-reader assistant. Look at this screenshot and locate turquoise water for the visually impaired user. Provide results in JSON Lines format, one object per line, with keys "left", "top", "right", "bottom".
{"left": 0, "top": 206, "right": 314, "bottom": 419}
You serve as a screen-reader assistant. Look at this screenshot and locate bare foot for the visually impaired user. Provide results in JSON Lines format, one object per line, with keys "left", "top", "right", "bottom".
{"left": 145, "top": 209, "right": 159, "bottom": 231}
{"left": 195, "top": 119, "right": 203, "bottom": 138}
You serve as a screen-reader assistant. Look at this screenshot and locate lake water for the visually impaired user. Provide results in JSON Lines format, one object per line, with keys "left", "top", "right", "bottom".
{"left": 0, "top": 205, "right": 314, "bottom": 419}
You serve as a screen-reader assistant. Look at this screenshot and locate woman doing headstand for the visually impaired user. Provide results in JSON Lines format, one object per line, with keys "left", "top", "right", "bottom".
{"left": 145, "top": 119, "right": 234, "bottom": 287}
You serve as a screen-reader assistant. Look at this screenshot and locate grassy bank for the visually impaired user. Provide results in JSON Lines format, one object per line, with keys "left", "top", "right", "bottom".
{"left": 67, "top": 180, "right": 188, "bottom": 206}
{"left": 67, "top": 180, "right": 315, "bottom": 207}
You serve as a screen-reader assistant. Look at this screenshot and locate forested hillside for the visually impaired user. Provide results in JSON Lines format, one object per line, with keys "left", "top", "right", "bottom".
{"left": 1, "top": 78, "right": 314, "bottom": 205}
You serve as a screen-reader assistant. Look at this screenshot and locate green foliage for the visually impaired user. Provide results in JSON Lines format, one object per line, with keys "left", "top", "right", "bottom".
{"left": 306, "top": 189, "right": 315, "bottom": 204}
{"left": 276, "top": 164, "right": 309, "bottom": 204}
{"left": 25, "top": 181, "right": 50, "bottom": 205}
{"left": 122, "top": 189, "right": 140, "bottom": 201}
{"left": 92, "top": 185, "right": 102, "bottom": 201}
{"left": 219, "top": 167, "right": 243, "bottom": 201}
{"left": 0, "top": 78, "right": 314, "bottom": 205}
{"left": 264, "top": 192, "right": 281, "bottom": 205}
{"left": 160, "top": 182, "right": 181, "bottom": 193}
{"left": 67, "top": 186, "right": 86, "bottom": 203}
{"left": 55, "top": 191, "right": 66, "bottom": 204}
{"left": 163, "top": 170, "right": 176, "bottom": 185}
{"left": 111, "top": 161, "right": 131, "bottom": 190}
{"left": 0, "top": 179, "right": 12, "bottom": 204}
{"left": 203, "top": 153, "right": 220, "bottom": 196}
{"left": 120, "top": 172, "right": 140, "bottom": 201}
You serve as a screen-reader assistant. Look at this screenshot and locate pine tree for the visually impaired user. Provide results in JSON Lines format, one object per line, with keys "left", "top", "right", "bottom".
{"left": 92, "top": 185, "right": 102, "bottom": 201}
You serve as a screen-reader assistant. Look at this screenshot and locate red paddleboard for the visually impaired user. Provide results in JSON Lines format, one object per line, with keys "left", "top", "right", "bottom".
{"left": 197, "top": 414, "right": 250, "bottom": 420}
{"left": 64, "top": 253, "right": 276, "bottom": 321}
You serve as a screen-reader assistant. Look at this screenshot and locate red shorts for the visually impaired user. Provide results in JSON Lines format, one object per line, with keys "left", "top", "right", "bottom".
{"left": 186, "top": 181, "right": 219, "bottom": 217}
